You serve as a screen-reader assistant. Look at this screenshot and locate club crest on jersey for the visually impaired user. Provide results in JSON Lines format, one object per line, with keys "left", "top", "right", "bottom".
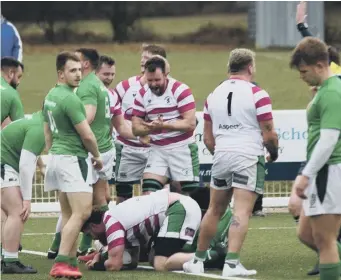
{"left": 164, "top": 96, "right": 171, "bottom": 104}
{"left": 185, "top": 228, "right": 195, "bottom": 237}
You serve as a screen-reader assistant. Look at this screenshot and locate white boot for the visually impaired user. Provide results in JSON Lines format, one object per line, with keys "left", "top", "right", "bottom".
{"left": 183, "top": 258, "right": 204, "bottom": 274}
{"left": 222, "top": 261, "right": 257, "bottom": 277}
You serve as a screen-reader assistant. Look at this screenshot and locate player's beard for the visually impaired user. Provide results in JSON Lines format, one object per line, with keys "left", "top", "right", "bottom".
{"left": 10, "top": 79, "right": 18, "bottom": 89}
{"left": 151, "top": 83, "right": 166, "bottom": 96}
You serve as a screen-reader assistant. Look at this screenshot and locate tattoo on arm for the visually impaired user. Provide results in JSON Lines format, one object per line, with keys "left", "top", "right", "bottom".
{"left": 264, "top": 139, "right": 279, "bottom": 161}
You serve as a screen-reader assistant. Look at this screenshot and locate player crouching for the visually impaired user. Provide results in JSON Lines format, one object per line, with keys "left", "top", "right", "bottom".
{"left": 79, "top": 189, "right": 201, "bottom": 272}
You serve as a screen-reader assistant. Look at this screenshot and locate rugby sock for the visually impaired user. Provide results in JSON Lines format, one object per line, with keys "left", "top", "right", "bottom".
{"left": 69, "top": 257, "right": 78, "bottom": 267}
{"left": 3, "top": 250, "right": 19, "bottom": 263}
{"left": 50, "top": 232, "right": 61, "bottom": 251}
{"left": 55, "top": 254, "right": 70, "bottom": 264}
{"left": 320, "top": 262, "right": 340, "bottom": 280}
{"left": 225, "top": 252, "right": 240, "bottom": 266}
{"left": 79, "top": 233, "right": 93, "bottom": 252}
{"left": 194, "top": 250, "right": 207, "bottom": 262}
{"left": 55, "top": 214, "right": 63, "bottom": 233}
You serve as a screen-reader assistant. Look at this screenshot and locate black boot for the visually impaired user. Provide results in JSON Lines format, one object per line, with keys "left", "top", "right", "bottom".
{"left": 2, "top": 260, "right": 37, "bottom": 274}
{"left": 307, "top": 260, "right": 319, "bottom": 276}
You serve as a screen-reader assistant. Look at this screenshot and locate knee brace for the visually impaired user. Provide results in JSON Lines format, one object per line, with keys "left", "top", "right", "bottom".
{"left": 116, "top": 181, "right": 139, "bottom": 198}
{"left": 142, "top": 179, "right": 163, "bottom": 193}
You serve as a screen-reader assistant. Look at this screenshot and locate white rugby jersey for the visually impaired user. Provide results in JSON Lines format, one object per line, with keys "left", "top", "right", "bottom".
{"left": 204, "top": 78, "right": 273, "bottom": 156}
{"left": 132, "top": 77, "right": 196, "bottom": 148}
{"left": 103, "top": 189, "right": 169, "bottom": 250}
{"left": 108, "top": 89, "right": 121, "bottom": 142}
{"left": 113, "top": 75, "right": 148, "bottom": 147}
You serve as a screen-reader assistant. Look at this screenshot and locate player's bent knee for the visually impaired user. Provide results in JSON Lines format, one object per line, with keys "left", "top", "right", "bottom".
{"left": 142, "top": 179, "right": 163, "bottom": 193}
{"left": 116, "top": 181, "right": 137, "bottom": 198}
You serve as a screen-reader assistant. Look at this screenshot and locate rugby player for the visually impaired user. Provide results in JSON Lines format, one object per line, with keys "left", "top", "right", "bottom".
{"left": 132, "top": 57, "right": 199, "bottom": 195}
{"left": 80, "top": 189, "right": 201, "bottom": 272}
{"left": 1, "top": 111, "right": 46, "bottom": 274}
{"left": 148, "top": 187, "right": 233, "bottom": 271}
{"left": 184, "top": 48, "right": 278, "bottom": 277}
{"left": 290, "top": 37, "right": 341, "bottom": 280}
{"left": 113, "top": 44, "right": 167, "bottom": 203}
{"left": 288, "top": 2, "right": 341, "bottom": 275}
{"left": 1, "top": 57, "right": 24, "bottom": 126}
{"left": 43, "top": 51, "right": 103, "bottom": 278}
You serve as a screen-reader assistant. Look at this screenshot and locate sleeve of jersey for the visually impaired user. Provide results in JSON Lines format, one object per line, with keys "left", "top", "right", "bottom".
{"left": 108, "top": 90, "right": 122, "bottom": 116}
{"left": 114, "top": 80, "right": 129, "bottom": 102}
{"left": 252, "top": 87, "right": 273, "bottom": 121}
{"left": 77, "top": 83, "right": 97, "bottom": 106}
{"left": 132, "top": 90, "right": 146, "bottom": 118}
{"left": 203, "top": 99, "right": 211, "bottom": 122}
{"left": 22, "top": 126, "right": 46, "bottom": 155}
{"left": 64, "top": 95, "right": 87, "bottom": 125}
{"left": 175, "top": 85, "right": 196, "bottom": 113}
{"left": 320, "top": 91, "right": 341, "bottom": 130}
{"left": 10, "top": 94, "right": 25, "bottom": 121}
{"left": 104, "top": 214, "right": 126, "bottom": 251}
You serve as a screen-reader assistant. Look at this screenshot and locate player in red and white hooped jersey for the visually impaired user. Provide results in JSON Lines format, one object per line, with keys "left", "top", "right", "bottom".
{"left": 184, "top": 49, "right": 279, "bottom": 277}
{"left": 81, "top": 189, "right": 201, "bottom": 272}
{"left": 112, "top": 44, "right": 168, "bottom": 204}
{"left": 132, "top": 56, "right": 199, "bottom": 195}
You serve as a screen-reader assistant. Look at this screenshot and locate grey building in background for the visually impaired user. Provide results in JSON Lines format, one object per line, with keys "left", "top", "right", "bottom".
{"left": 248, "top": 1, "right": 324, "bottom": 48}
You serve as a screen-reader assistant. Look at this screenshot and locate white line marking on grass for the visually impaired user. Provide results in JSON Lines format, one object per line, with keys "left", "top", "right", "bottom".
{"left": 249, "top": 226, "right": 296, "bottom": 230}
{"left": 23, "top": 233, "right": 55, "bottom": 236}
{"left": 22, "top": 250, "right": 256, "bottom": 280}
{"left": 23, "top": 227, "right": 296, "bottom": 236}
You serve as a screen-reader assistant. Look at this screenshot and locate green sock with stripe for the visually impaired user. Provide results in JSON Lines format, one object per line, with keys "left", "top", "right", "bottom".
{"left": 55, "top": 254, "right": 70, "bottom": 264}
{"left": 194, "top": 250, "right": 207, "bottom": 262}
{"left": 50, "top": 232, "right": 61, "bottom": 251}
{"left": 69, "top": 257, "right": 78, "bottom": 267}
{"left": 3, "top": 250, "right": 19, "bottom": 263}
{"left": 320, "top": 262, "right": 340, "bottom": 280}
{"left": 79, "top": 233, "right": 93, "bottom": 253}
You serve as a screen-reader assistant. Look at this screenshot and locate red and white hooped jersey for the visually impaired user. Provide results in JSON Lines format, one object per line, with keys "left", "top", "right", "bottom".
{"left": 132, "top": 77, "right": 196, "bottom": 149}
{"left": 103, "top": 189, "right": 169, "bottom": 250}
{"left": 113, "top": 75, "right": 148, "bottom": 147}
{"left": 204, "top": 78, "right": 273, "bottom": 156}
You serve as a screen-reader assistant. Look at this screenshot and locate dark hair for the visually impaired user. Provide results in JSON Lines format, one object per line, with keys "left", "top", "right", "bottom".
{"left": 144, "top": 57, "right": 166, "bottom": 73}
{"left": 142, "top": 44, "right": 167, "bottom": 58}
{"left": 97, "top": 55, "right": 115, "bottom": 71}
{"left": 290, "top": 37, "right": 329, "bottom": 68}
{"left": 56, "top": 51, "right": 80, "bottom": 71}
{"left": 328, "top": 45, "right": 340, "bottom": 66}
{"left": 1, "top": 57, "right": 23, "bottom": 71}
{"left": 75, "top": 48, "right": 100, "bottom": 69}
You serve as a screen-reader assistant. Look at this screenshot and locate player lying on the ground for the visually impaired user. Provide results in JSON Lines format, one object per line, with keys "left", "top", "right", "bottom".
{"left": 79, "top": 189, "right": 201, "bottom": 271}
{"left": 1, "top": 111, "right": 46, "bottom": 274}
{"left": 147, "top": 187, "right": 233, "bottom": 271}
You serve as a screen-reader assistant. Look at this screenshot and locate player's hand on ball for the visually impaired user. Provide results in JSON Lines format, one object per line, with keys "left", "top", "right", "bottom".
{"left": 92, "top": 157, "right": 103, "bottom": 170}
{"left": 294, "top": 175, "right": 309, "bottom": 199}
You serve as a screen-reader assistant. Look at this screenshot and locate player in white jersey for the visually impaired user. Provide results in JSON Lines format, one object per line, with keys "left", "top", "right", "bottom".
{"left": 113, "top": 44, "right": 167, "bottom": 203}
{"left": 80, "top": 189, "right": 201, "bottom": 272}
{"left": 132, "top": 56, "right": 199, "bottom": 195}
{"left": 184, "top": 48, "right": 279, "bottom": 277}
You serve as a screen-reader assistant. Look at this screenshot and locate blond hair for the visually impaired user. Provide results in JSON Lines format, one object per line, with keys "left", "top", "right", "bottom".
{"left": 227, "top": 48, "right": 255, "bottom": 74}
{"left": 150, "top": 54, "right": 170, "bottom": 74}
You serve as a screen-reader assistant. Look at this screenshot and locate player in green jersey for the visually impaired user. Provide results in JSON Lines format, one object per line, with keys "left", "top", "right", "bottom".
{"left": 1, "top": 112, "right": 45, "bottom": 274}
{"left": 0, "top": 57, "right": 24, "bottom": 125}
{"left": 43, "top": 51, "right": 103, "bottom": 279}
{"left": 74, "top": 49, "right": 140, "bottom": 256}
{"left": 290, "top": 37, "right": 341, "bottom": 280}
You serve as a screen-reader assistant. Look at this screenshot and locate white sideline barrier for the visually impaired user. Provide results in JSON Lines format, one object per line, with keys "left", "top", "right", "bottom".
{"left": 30, "top": 110, "right": 306, "bottom": 212}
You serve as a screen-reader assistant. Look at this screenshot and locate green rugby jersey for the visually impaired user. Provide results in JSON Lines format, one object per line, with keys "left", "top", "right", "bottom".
{"left": 1, "top": 111, "right": 45, "bottom": 172}
{"left": 76, "top": 72, "right": 112, "bottom": 153}
{"left": 43, "top": 84, "right": 87, "bottom": 158}
{"left": 307, "top": 76, "right": 341, "bottom": 164}
{"left": 0, "top": 76, "right": 24, "bottom": 123}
